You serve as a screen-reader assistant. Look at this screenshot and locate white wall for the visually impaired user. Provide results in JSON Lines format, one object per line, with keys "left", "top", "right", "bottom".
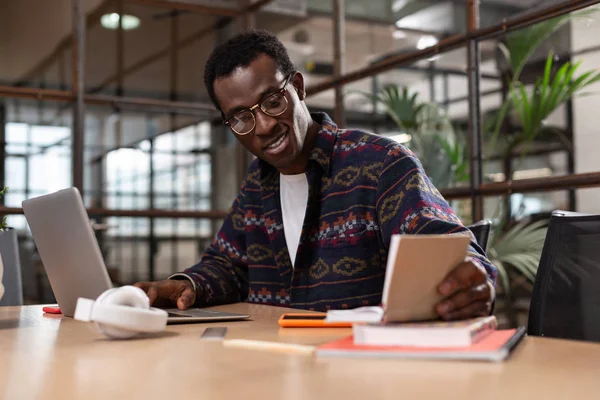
{"left": 571, "top": 12, "right": 600, "bottom": 213}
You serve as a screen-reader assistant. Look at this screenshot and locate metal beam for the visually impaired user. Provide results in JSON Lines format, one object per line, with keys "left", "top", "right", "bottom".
{"left": 117, "top": 0, "right": 125, "bottom": 96}
{"left": 0, "top": 86, "right": 74, "bottom": 102}
{"left": 245, "top": 0, "right": 273, "bottom": 13}
{"left": 306, "top": 0, "right": 600, "bottom": 96}
{"left": 0, "top": 103, "right": 5, "bottom": 197}
{"left": 168, "top": 11, "right": 180, "bottom": 279}
{"left": 72, "top": 0, "right": 85, "bottom": 193}
{"left": 396, "top": 0, "right": 524, "bottom": 16}
{"left": 85, "top": 94, "right": 216, "bottom": 113}
{"left": 333, "top": 0, "right": 346, "bottom": 127}
{"left": 91, "top": 0, "right": 276, "bottom": 94}
{"left": 3, "top": 170, "right": 600, "bottom": 216}
{"left": 0, "top": 86, "right": 218, "bottom": 120}
{"left": 466, "top": 0, "right": 483, "bottom": 221}
{"left": 235, "top": 0, "right": 256, "bottom": 189}
{"left": 369, "top": 58, "right": 501, "bottom": 81}
{"left": 238, "top": 0, "right": 256, "bottom": 30}
{"left": 0, "top": 206, "right": 227, "bottom": 218}
{"left": 440, "top": 171, "right": 600, "bottom": 200}
{"left": 89, "top": 18, "right": 229, "bottom": 95}
{"left": 125, "top": 0, "right": 240, "bottom": 17}
{"left": 13, "top": 0, "right": 114, "bottom": 87}
{"left": 308, "top": 10, "right": 446, "bottom": 37}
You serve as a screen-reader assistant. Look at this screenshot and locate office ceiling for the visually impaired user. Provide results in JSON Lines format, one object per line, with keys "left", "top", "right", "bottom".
{"left": 0, "top": 0, "right": 572, "bottom": 118}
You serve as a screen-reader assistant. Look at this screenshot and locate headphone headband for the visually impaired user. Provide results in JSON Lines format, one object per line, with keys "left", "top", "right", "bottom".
{"left": 74, "top": 286, "right": 168, "bottom": 339}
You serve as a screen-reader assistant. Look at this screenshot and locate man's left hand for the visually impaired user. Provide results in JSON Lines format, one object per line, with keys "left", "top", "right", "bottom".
{"left": 435, "top": 259, "right": 495, "bottom": 320}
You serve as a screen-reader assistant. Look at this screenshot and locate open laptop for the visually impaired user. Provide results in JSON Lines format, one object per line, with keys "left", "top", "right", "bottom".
{"left": 22, "top": 187, "right": 250, "bottom": 324}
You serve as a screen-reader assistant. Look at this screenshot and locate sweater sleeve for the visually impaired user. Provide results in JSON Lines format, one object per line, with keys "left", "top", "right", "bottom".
{"left": 171, "top": 182, "right": 250, "bottom": 307}
{"left": 375, "top": 145, "right": 497, "bottom": 285}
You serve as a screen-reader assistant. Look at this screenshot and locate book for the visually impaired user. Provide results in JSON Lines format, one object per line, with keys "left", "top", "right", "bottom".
{"left": 381, "top": 234, "right": 471, "bottom": 322}
{"left": 324, "top": 234, "right": 471, "bottom": 324}
{"left": 315, "top": 327, "right": 526, "bottom": 362}
{"left": 353, "top": 316, "right": 498, "bottom": 347}
{"left": 325, "top": 306, "right": 384, "bottom": 324}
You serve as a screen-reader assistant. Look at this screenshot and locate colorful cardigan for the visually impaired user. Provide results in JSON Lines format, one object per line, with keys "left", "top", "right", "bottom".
{"left": 175, "top": 113, "right": 497, "bottom": 311}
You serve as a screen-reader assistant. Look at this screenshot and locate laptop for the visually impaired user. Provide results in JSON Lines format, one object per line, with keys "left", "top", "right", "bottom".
{"left": 22, "top": 187, "right": 250, "bottom": 324}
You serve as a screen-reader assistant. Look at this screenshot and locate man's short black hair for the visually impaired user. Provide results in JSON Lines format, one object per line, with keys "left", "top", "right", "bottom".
{"left": 204, "top": 29, "right": 295, "bottom": 111}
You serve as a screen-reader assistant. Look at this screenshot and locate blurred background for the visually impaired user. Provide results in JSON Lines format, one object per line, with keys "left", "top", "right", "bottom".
{"left": 1, "top": 0, "right": 599, "bottom": 327}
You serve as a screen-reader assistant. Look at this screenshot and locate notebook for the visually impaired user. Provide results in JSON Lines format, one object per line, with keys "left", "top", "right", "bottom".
{"left": 353, "top": 316, "right": 498, "bottom": 347}
{"left": 316, "top": 327, "right": 526, "bottom": 362}
{"left": 382, "top": 234, "right": 472, "bottom": 322}
{"left": 326, "top": 234, "right": 471, "bottom": 324}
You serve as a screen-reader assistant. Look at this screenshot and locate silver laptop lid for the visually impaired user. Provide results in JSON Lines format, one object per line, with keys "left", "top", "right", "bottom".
{"left": 22, "top": 187, "right": 112, "bottom": 317}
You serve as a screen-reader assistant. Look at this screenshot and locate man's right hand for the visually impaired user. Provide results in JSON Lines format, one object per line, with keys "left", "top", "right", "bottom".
{"left": 134, "top": 279, "right": 195, "bottom": 310}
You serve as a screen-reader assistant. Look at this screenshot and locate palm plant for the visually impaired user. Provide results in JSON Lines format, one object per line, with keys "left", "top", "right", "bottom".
{"left": 508, "top": 53, "right": 600, "bottom": 154}
{"left": 490, "top": 51, "right": 600, "bottom": 165}
{"left": 489, "top": 10, "right": 600, "bottom": 158}
{"left": 362, "top": 85, "right": 469, "bottom": 189}
{"left": 373, "top": 86, "right": 423, "bottom": 130}
{"left": 482, "top": 11, "right": 600, "bottom": 324}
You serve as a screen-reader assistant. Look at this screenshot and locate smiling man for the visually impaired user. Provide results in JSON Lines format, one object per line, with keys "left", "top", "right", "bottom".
{"left": 135, "top": 29, "right": 497, "bottom": 320}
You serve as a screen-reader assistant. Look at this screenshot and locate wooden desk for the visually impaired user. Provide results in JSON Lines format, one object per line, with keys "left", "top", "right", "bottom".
{"left": 1, "top": 304, "right": 599, "bottom": 400}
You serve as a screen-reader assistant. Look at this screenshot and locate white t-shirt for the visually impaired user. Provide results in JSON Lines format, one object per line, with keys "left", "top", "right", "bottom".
{"left": 279, "top": 173, "right": 309, "bottom": 268}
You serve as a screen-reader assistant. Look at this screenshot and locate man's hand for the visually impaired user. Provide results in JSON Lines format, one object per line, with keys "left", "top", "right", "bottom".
{"left": 436, "top": 259, "right": 495, "bottom": 320}
{"left": 134, "top": 279, "right": 195, "bottom": 310}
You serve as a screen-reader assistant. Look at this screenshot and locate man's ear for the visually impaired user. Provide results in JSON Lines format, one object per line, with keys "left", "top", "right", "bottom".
{"left": 291, "top": 71, "right": 306, "bottom": 101}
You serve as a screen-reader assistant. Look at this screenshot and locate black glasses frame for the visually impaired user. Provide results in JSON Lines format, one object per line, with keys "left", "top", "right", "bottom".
{"left": 223, "top": 73, "right": 294, "bottom": 135}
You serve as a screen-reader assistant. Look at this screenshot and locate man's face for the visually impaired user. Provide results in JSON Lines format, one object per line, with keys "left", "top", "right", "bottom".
{"left": 214, "top": 54, "right": 310, "bottom": 174}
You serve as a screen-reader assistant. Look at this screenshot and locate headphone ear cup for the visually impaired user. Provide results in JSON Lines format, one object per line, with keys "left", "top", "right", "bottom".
{"left": 77, "top": 286, "right": 168, "bottom": 340}
{"left": 95, "top": 286, "right": 152, "bottom": 339}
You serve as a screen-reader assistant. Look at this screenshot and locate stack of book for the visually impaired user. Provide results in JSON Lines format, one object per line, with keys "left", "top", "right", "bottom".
{"left": 316, "top": 234, "right": 526, "bottom": 362}
{"left": 316, "top": 315, "right": 525, "bottom": 362}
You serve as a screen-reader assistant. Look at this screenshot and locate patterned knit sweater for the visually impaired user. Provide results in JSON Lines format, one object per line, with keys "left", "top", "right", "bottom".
{"left": 177, "top": 113, "right": 497, "bottom": 311}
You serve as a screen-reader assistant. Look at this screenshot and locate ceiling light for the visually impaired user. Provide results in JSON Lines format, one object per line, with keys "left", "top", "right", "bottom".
{"left": 416, "top": 35, "right": 438, "bottom": 50}
{"left": 392, "top": 30, "right": 407, "bottom": 40}
{"left": 101, "top": 13, "right": 141, "bottom": 30}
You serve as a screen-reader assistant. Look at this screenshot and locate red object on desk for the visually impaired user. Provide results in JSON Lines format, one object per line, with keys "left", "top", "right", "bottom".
{"left": 315, "top": 328, "right": 526, "bottom": 362}
{"left": 42, "top": 306, "right": 62, "bottom": 314}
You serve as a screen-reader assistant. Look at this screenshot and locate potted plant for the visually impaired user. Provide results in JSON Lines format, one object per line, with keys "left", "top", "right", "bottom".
{"left": 0, "top": 186, "right": 23, "bottom": 306}
{"left": 362, "top": 11, "right": 600, "bottom": 326}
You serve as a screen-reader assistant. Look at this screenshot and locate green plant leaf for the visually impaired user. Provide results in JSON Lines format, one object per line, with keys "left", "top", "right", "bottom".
{"left": 495, "top": 261, "right": 512, "bottom": 302}
{"left": 488, "top": 219, "right": 548, "bottom": 283}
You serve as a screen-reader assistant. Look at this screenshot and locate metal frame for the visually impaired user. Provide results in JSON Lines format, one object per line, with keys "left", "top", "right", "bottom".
{"left": 333, "top": 0, "right": 345, "bottom": 127}
{"left": 306, "top": 0, "right": 600, "bottom": 95}
{"left": 466, "top": 0, "right": 483, "bottom": 222}
{"left": 1, "top": 0, "right": 600, "bottom": 221}
{"left": 72, "top": 0, "right": 85, "bottom": 193}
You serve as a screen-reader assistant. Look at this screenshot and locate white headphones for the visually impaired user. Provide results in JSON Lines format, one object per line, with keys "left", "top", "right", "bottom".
{"left": 74, "top": 285, "right": 168, "bottom": 339}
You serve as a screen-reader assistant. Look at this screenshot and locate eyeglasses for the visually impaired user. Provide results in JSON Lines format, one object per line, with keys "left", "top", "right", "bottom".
{"left": 223, "top": 74, "right": 292, "bottom": 136}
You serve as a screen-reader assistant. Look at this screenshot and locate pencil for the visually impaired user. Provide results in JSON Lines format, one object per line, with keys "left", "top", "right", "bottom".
{"left": 222, "top": 339, "right": 315, "bottom": 355}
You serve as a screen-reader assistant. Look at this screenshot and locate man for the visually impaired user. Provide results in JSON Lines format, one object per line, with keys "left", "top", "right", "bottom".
{"left": 135, "top": 29, "right": 496, "bottom": 320}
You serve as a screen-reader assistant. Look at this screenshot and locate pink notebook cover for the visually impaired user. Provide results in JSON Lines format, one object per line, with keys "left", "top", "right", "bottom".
{"left": 316, "top": 328, "right": 526, "bottom": 362}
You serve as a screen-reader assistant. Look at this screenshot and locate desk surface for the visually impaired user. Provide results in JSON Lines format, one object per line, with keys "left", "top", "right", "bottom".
{"left": 1, "top": 303, "right": 599, "bottom": 400}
